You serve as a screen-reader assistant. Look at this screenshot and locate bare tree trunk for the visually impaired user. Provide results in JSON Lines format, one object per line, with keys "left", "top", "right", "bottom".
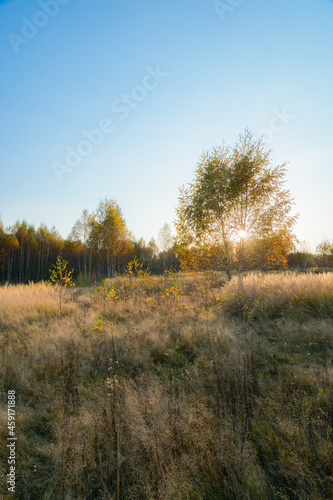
{"left": 89, "top": 248, "right": 92, "bottom": 282}
{"left": 7, "top": 253, "right": 13, "bottom": 283}
{"left": 221, "top": 219, "right": 232, "bottom": 280}
{"left": 107, "top": 249, "right": 110, "bottom": 279}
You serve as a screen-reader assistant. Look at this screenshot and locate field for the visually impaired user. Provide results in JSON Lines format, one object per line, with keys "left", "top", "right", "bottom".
{"left": 0, "top": 271, "right": 333, "bottom": 499}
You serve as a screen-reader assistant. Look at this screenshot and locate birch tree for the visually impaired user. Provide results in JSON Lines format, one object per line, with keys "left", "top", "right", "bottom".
{"left": 175, "top": 130, "right": 298, "bottom": 277}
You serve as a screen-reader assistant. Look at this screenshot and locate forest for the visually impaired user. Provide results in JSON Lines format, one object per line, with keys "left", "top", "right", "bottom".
{"left": 1, "top": 132, "right": 332, "bottom": 284}
{"left": 2, "top": 205, "right": 332, "bottom": 286}
{"left": 0, "top": 201, "right": 179, "bottom": 284}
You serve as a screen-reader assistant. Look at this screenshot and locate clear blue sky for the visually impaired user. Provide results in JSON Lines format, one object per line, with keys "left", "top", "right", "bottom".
{"left": 0, "top": 0, "right": 332, "bottom": 250}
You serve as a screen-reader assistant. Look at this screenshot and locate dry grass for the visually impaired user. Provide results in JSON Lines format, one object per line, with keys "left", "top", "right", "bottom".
{"left": 223, "top": 271, "right": 333, "bottom": 319}
{"left": 0, "top": 273, "right": 332, "bottom": 499}
{"left": 0, "top": 282, "right": 75, "bottom": 326}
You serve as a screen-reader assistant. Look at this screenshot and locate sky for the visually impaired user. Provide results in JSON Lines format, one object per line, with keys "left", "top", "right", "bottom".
{"left": 0, "top": 0, "right": 332, "bottom": 250}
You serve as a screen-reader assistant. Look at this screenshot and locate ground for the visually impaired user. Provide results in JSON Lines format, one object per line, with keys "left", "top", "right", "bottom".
{"left": 0, "top": 271, "right": 332, "bottom": 499}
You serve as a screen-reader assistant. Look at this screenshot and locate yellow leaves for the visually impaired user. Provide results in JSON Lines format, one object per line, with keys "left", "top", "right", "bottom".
{"left": 160, "top": 271, "right": 184, "bottom": 308}
{"left": 92, "top": 315, "right": 103, "bottom": 333}
{"left": 49, "top": 255, "right": 75, "bottom": 289}
{"left": 235, "top": 291, "right": 261, "bottom": 321}
{"left": 91, "top": 281, "right": 117, "bottom": 308}
{"left": 126, "top": 258, "right": 151, "bottom": 279}
{"left": 91, "top": 270, "right": 185, "bottom": 311}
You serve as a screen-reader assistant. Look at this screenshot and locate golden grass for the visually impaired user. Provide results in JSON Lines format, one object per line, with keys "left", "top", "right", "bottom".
{"left": 0, "top": 282, "right": 75, "bottom": 324}
{"left": 223, "top": 271, "right": 333, "bottom": 318}
{"left": 0, "top": 273, "right": 332, "bottom": 499}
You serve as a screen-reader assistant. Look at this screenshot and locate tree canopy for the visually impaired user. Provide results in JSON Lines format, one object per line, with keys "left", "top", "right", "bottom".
{"left": 175, "top": 130, "right": 298, "bottom": 276}
{"left": 0, "top": 200, "right": 179, "bottom": 284}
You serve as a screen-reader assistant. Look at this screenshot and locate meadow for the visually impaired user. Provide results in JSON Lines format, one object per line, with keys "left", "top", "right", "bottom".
{"left": 0, "top": 270, "right": 333, "bottom": 499}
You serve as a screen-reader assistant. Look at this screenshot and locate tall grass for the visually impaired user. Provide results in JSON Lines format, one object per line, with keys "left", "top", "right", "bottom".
{"left": 0, "top": 282, "right": 76, "bottom": 325}
{"left": 0, "top": 282, "right": 56, "bottom": 322}
{"left": 223, "top": 271, "right": 333, "bottom": 319}
{"left": 0, "top": 273, "right": 332, "bottom": 498}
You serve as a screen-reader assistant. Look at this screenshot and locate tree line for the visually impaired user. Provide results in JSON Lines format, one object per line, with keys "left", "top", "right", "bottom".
{"left": 0, "top": 200, "right": 178, "bottom": 284}
{"left": 1, "top": 130, "right": 332, "bottom": 284}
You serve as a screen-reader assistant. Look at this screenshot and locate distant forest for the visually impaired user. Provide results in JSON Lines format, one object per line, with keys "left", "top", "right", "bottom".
{"left": 0, "top": 198, "right": 332, "bottom": 285}
{"left": 0, "top": 199, "right": 178, "bottom": 284}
